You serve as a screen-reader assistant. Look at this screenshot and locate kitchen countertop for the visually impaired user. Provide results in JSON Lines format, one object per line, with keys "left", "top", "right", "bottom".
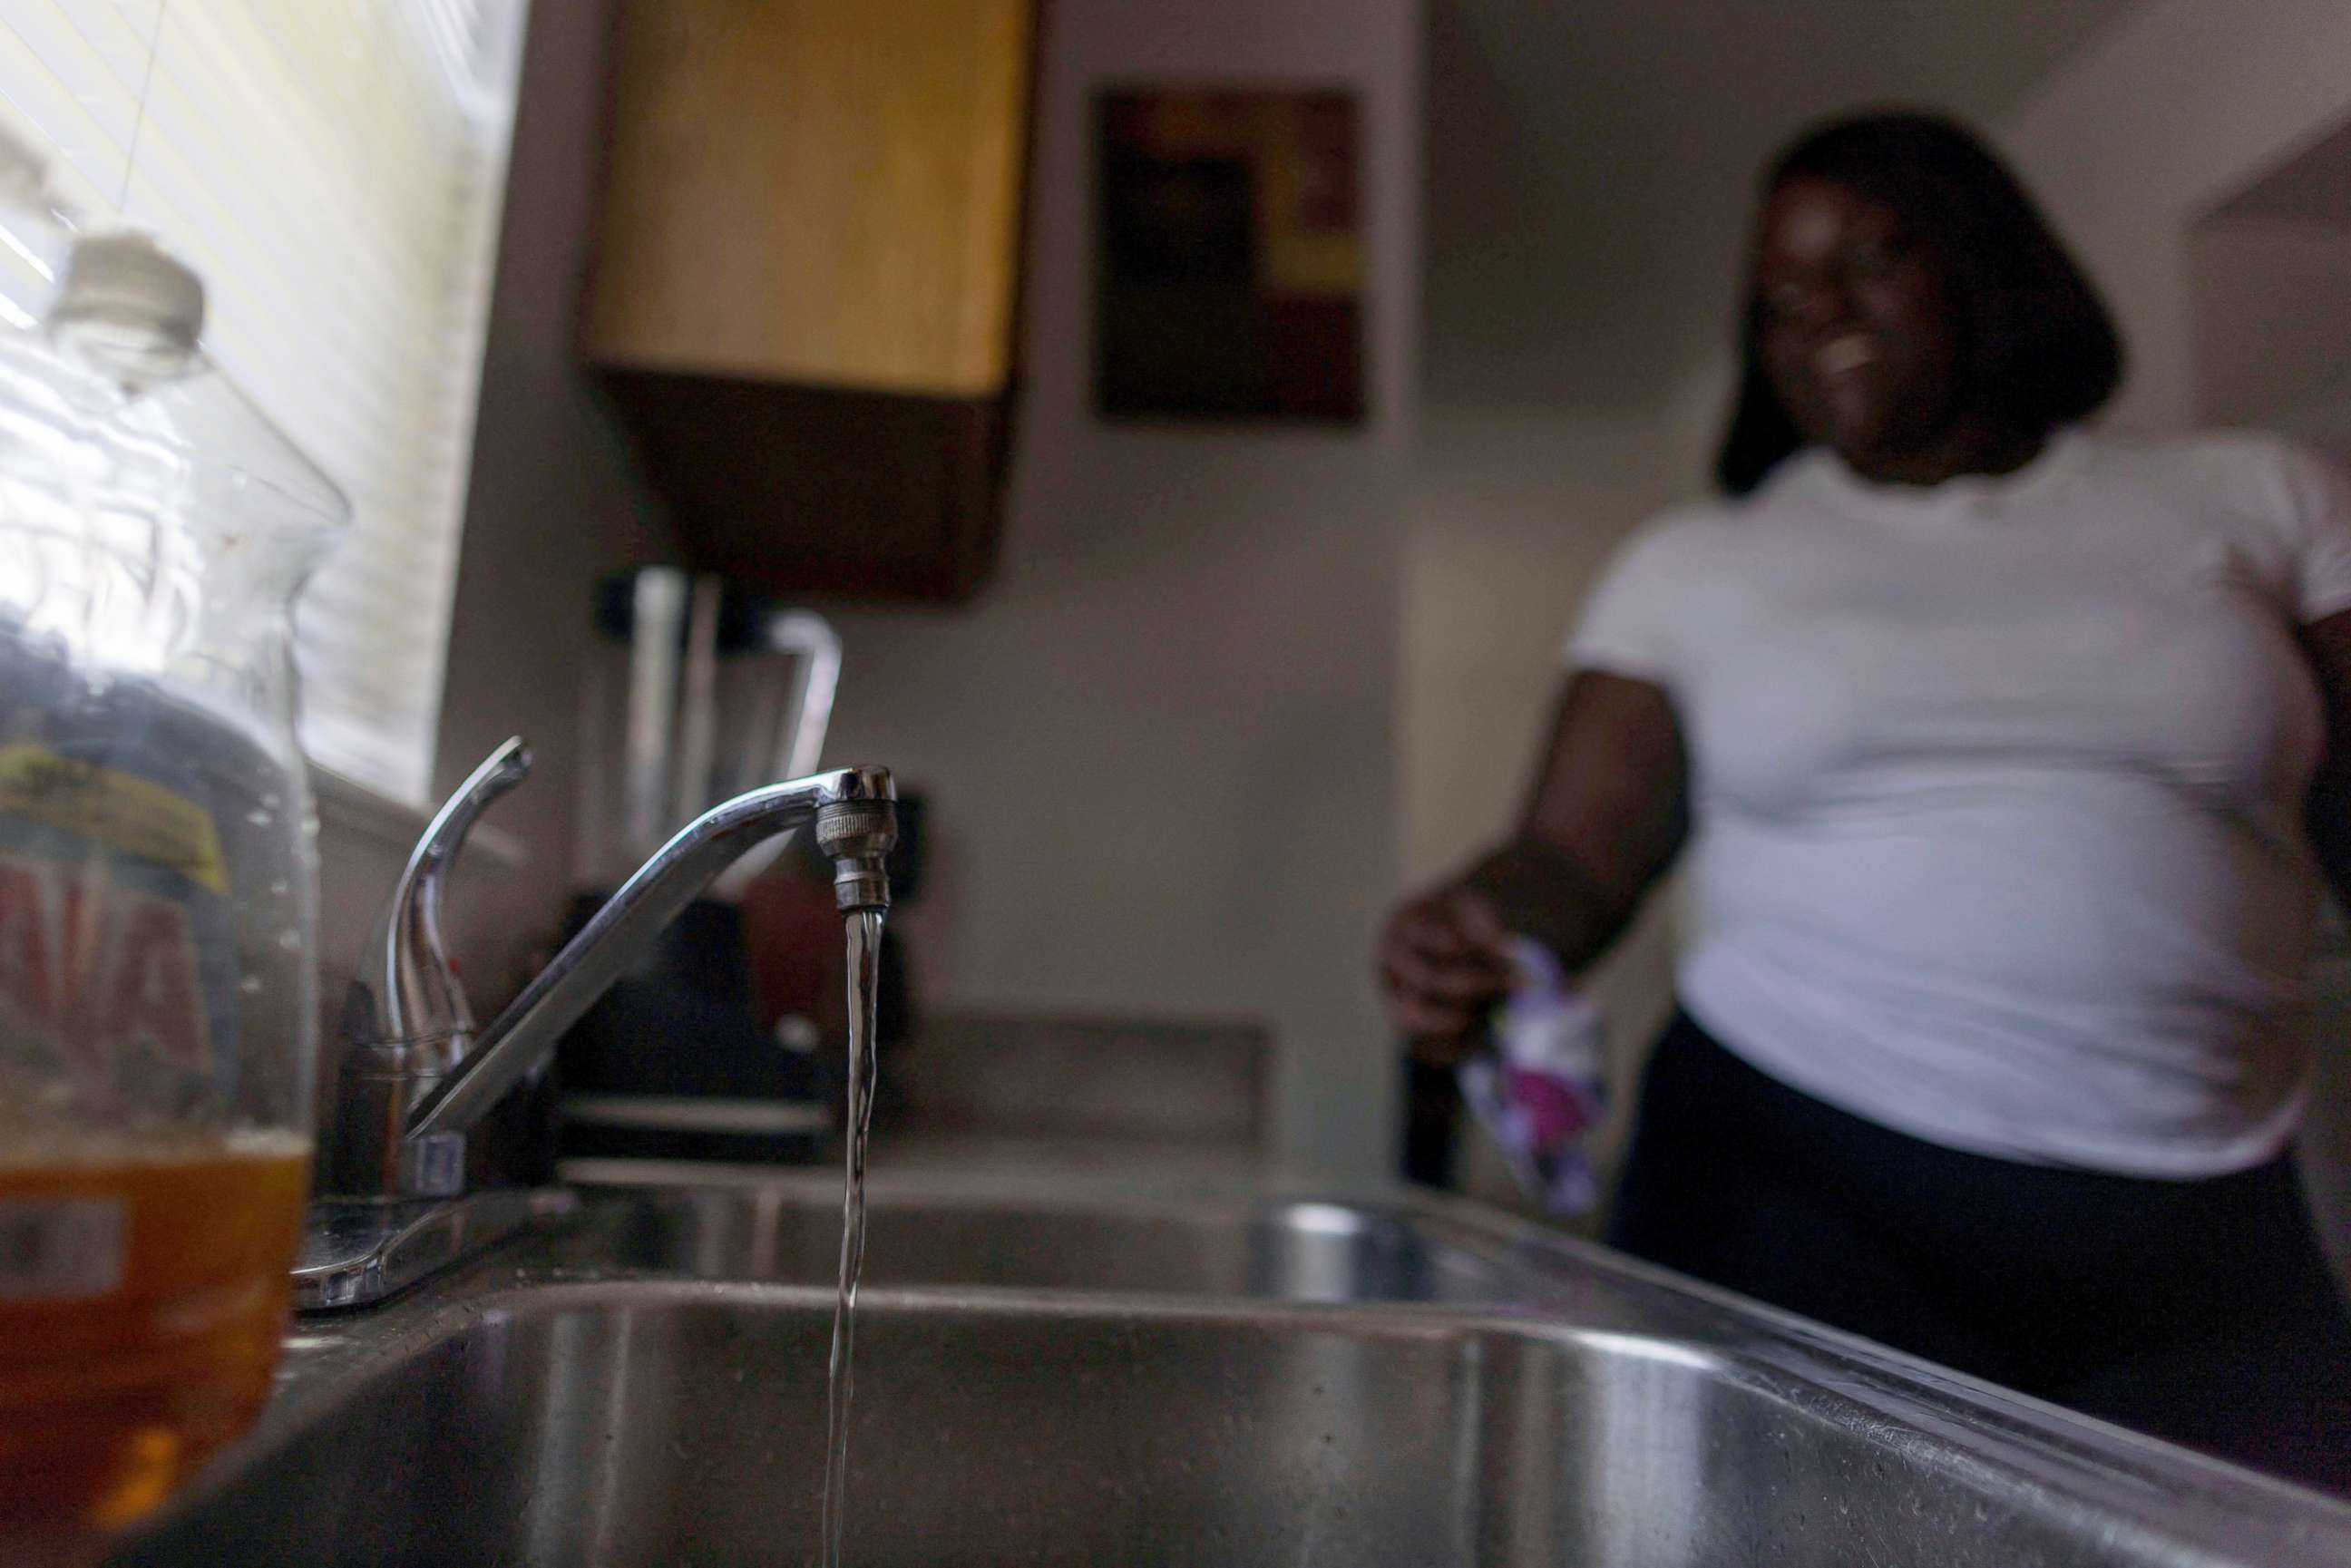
{"left": 561, "top": 1127, "right": 1276, "bottom": 1190}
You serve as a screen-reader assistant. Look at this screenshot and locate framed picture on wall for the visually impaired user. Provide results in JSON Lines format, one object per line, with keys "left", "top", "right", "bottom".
{"left": 1095, "top": 86, "right": 1366, "bottom": 424}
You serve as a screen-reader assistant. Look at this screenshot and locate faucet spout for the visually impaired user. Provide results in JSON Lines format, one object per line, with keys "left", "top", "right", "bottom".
{"left": 402, "top": 764, "right": 895, "bottom": 1143}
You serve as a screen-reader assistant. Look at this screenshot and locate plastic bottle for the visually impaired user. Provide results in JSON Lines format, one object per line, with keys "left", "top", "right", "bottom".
{"left": 0, "top": 144, "right": 346, "bottom": 1543}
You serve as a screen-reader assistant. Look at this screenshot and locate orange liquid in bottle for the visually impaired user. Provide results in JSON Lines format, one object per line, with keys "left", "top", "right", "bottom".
{"left": 0, "top": 1134, "right": 309, "bottom": 1533}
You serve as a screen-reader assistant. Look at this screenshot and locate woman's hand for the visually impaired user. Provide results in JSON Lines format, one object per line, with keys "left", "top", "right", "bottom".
{"left": 1375, "top": 668, "right": 1692, "bottom": 1066}
{"left": 1377, "top": 882, "right": 1517, "bottom": 1063}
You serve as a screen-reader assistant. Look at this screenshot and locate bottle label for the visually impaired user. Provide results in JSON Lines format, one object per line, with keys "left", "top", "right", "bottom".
{"left": 0, "top": 743, "right": 238, "bottom": 1110}
{"left": 0, "top": 1196, "right": 125, "bottom": 1300}
{"left": 0, "top": 744, "right": 229, "bottom": 892}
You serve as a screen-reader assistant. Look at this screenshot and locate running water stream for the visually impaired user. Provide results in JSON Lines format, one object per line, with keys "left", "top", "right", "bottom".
{"left": 819, "top": 906, "right": 885, "bottom": 1568}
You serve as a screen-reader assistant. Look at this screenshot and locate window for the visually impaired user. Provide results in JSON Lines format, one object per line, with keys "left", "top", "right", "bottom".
{"left": 0, "top": 0, "right": 529, "bottom": 807}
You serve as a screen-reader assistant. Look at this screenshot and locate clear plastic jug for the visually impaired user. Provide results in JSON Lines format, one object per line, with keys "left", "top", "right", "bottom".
{"left": 0, "top": 167, "right": 347, "bottom": 1541}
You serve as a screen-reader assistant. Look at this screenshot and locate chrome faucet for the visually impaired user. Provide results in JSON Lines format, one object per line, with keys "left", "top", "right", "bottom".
{"left": 297, "top": 735, "right": 896, "bottom": 1309}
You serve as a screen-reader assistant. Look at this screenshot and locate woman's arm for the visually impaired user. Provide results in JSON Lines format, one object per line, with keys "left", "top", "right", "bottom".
{"left": 1466, "top": 668, "right": 1692, "bottom": 965}
{"left": 1376, "top": 669, "right": 1691, "bottom": 1057}
{"left": 2301, "top": 608, "right": 2351, "bottom": 901}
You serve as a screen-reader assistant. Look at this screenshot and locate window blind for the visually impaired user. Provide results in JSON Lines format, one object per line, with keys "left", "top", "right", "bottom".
{"left": 0, "top": 0, "right": 528, "bottom": 807}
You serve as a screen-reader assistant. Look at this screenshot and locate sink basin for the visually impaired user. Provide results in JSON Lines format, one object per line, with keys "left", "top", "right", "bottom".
{"left": 568, "top": 1176, "right": 1518, "bottom": 1300}
{"left": 112, "top": 1178, "right": 2351, "bottom": 1566}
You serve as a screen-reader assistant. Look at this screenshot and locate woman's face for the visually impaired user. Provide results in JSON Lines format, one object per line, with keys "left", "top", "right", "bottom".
{"left": 1753, "top": 175, "right": 1964, "bottom": 472}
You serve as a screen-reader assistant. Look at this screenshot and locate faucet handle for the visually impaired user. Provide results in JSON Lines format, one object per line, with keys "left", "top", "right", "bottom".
{"left": 353, "top": 736, "right": 532, "bottom": 1049}
{"left": 327, "top": 737, "right": 531, "bottom": 1199}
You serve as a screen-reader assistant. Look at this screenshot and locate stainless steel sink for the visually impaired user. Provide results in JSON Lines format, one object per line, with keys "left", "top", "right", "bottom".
{"left": 566, "top": 1174, "right": 1519, "bottom": 1301}
{"left": 112, "top": 1177, "right": 2351, "bottom": 1567}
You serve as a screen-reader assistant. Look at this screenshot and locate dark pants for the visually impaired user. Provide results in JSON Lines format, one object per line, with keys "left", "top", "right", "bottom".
{"left": 1609, "top": 1011, "right": 2351, "bottom": 1491}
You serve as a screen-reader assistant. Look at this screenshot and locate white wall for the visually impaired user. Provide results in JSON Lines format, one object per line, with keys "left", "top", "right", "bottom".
{"left": 819, "top": 0, "right": 1421, "bottom": 1179}
{"left": 2191, "top": 218, "right": 2351, "bottom": 427}
{"left": 315, "top": 0, "right": 674, "bottom": 1027}
{"left": 1403, "top": 405, "right": 1673, "bottom": 881}
{"left": 1998, "top": 0, "right": 2351, "bottom": 432}
{"left": 432, "top": 0, "right": 678, "bottom": 971}
{"left": 1403, "top": 402, "right": 1688, "bottom": 1210}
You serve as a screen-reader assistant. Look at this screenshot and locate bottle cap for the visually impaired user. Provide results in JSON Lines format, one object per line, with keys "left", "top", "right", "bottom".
{"left": 54, "top": 231, "right": 205, "bottom": 359}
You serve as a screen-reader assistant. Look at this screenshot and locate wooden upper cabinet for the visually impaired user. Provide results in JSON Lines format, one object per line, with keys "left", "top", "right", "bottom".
{"left": 586, "top": 0, "right": 1033, "bottom": 399}
{"left": 582, "top": 0, "right": 1037, "bottom": 603}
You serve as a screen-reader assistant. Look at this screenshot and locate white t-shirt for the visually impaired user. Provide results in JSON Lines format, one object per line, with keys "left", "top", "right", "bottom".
{"left": 1569, "top": 430, "right": 2351, "bottom": 1176}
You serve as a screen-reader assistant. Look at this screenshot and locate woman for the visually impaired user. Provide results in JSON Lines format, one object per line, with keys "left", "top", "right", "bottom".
{"left": 1378, "top": 112, "right": 2351, "bottom": 1486}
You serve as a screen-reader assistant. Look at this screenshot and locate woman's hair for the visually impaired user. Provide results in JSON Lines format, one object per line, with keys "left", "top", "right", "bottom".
{"left": 1712, "top": 112, "right": 2123, "bottom": 495}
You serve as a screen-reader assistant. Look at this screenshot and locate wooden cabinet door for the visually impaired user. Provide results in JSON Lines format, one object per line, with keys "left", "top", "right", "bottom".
{"left": 585, "top": 0, "right": 1034, "bottom": 400}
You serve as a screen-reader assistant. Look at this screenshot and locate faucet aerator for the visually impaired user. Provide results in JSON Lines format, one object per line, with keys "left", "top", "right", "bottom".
{"left": 815, "top": 799, "right": 897, "bottom": 912}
